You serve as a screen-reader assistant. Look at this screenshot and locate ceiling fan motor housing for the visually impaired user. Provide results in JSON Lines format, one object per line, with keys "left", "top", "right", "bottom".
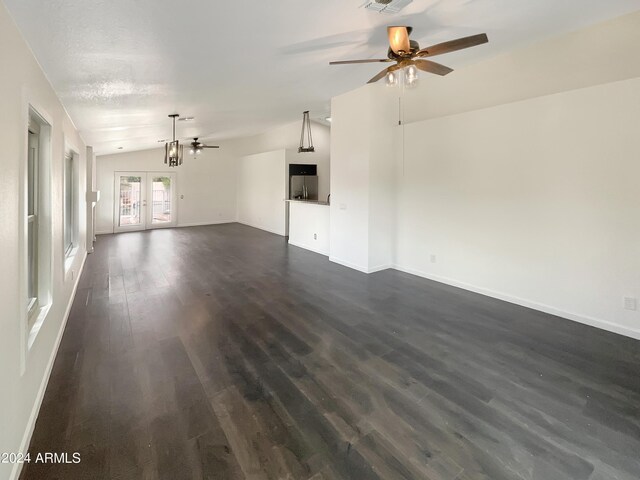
{"left": 387, "top": 39, "right": 420, "bottom": 59}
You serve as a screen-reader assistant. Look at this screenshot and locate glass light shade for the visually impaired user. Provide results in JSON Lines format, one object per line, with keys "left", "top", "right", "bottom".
{"left": 165, "top": 140, "right": 183, "bottom": 167}
{"left": 405, "top": 65, "right": 419, "bottom": 88}
{"left": 386, "top": 71, "right": 398, "bottom": 87}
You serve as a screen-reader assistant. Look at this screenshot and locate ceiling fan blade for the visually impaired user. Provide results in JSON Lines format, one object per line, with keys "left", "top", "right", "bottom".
{"left": 416, "top": 33, "right": 488, "bottom": 58}
{"left": 367, "top": 64, "right": 400, "bottom": 84}
{"left": 388, "top": 26, "right": 411, "bottom": 55}
{"left": 202, "top": 146, "right": 220, "bottom": 149}
{"left": 367, "top": 68, "right": 390, "bottom": 84}
{"left": 413, "top": 59, "right": 453, "bottom": 76}
{"left": 330, "top": 59, "right": 392, "bottom": 65}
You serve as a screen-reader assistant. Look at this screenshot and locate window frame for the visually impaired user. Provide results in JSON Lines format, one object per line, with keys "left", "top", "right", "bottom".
{"left": 27, "top": 126, "right": 40, "bottom": 318}
{"left": 63, "top": 151, "right": 74, "bottom": 257}
{"left": 22, "top": 101, "right": 54, "bottom": 364}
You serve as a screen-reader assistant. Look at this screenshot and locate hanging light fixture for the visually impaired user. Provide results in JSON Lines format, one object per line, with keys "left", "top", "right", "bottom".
{"left": 298, "top": 111, "right": 315, "bottom": 153}
{"left": 164, "top": 114, "right": 183, "bottom": 167}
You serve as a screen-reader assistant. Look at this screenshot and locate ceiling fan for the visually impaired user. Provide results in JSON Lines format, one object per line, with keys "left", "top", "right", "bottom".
{"left": 330, "top": 27, "right": 488, "bottom": 84}
{"left": 188, "top": 137, "right": 219, "bottom": 155}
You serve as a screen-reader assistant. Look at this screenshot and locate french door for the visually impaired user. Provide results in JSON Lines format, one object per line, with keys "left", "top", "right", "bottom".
{"left": 114, "top": 172, "right": 177, "bottom": 233}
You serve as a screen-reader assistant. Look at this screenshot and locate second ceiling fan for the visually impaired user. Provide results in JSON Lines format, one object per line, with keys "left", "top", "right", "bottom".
{"left": 188, "top": 138, "right": 219, "bottom": 155}
{"left": 330, "top": 27, "right": 488, "bottom": 84}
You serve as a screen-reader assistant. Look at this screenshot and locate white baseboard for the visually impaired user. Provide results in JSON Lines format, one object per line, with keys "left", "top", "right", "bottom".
{"left": 177, "top": 220, "right": 235, "bottom": 228}
{"left": 97, "top": 221, "right": 235, "bottom": 235}
{"left": 11, "top": 252, "right": 88, "bottom": 480}
{"left": 393, "top": 263, "right": 640, "bottom": 341}
{"left": 328, "top": 256, "right": 394, "bottom": 274}
{"left": 237, "top": 221, "right": 285, "bottom": 237}
{"left": 368, "top": 264, "right": 393, "bottom": 274}
{"left": 329, "top": 256, "right": 370, "bottom": 273}
{"left": 287, "top": 239, "right": 329, "bottom": 257}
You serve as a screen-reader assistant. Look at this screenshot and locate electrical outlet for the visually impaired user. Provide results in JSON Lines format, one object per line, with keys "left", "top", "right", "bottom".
{"left": 430, "top": 254, "right": 436, "bottom": 263}
{"left": 624, "top": 297, "right": 638, "bottom": 311}
{"left": 313, "top": 233, "right": 317, "bottom": 240}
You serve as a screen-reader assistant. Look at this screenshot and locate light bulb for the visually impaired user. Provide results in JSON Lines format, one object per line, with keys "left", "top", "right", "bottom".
{"left": 386, "top": 71, "right": 398, "bottom": 87}
{"left": 196, "top": 149, "right": 201, "bottom": 155}
{"left": 405, "top": 65, "right": 419, "bottom": 87}
{"left": 190, "top": 149, "right": 194, "bottom": 155}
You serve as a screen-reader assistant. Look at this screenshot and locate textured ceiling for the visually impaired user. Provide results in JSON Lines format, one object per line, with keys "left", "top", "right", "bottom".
{"left": 4, "top": 0, "right": 640, "bottom": 154}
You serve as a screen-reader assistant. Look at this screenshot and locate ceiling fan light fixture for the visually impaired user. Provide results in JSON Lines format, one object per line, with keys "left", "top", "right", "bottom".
{"left": 188, "top": 137, "right": 220, "bottom": 156}
{"left": 405, "top": 65, "right": 419, "bottom": 87}
{"left": 330, "top": 28, "right": 488, "bottom": 85}
{"left": 385, "top": 71, "right": 398, "bottom": 87}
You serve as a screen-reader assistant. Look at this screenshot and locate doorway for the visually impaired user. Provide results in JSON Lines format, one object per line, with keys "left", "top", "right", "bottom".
{"left": 114, "top": 172, "right": 177, "bottom": 232}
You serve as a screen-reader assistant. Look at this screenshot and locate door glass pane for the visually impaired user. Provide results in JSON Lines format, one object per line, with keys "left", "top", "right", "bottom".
{"left": 118, "top": 176, "right": 142, "bottom": 226}
{"left": 151, "top": 176, "right": 172, "bottom": 224}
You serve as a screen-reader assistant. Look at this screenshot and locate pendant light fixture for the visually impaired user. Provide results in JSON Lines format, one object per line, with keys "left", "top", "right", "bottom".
{"left": 164, "top": 114, "right": 183, "bottom": 167}
{"left": 298, "top": 111, "right": 315, "bottom": 153}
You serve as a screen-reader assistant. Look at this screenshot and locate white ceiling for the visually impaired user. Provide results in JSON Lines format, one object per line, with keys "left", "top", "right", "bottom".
{"left": 4, "top": 0, "right": 639, "bottom": 154}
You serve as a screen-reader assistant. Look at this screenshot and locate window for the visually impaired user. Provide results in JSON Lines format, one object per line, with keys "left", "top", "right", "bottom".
{"left": 64, "top": 152, "right": 74, "bottom": 256}
{"left": 27, "top": 127, "right": 39, "bottom": 313}
{"left": 26, "top": 106, "right": 51, "bottom": 327}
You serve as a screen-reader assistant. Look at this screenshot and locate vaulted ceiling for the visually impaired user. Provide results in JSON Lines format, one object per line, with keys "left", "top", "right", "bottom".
{"left": 4, "top": 0, "right": 639, "bottom": 154}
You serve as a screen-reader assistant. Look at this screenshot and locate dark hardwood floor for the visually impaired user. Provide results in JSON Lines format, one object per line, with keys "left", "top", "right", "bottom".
{"left": 21, "top": 223, "right": 640, "bottom": 480}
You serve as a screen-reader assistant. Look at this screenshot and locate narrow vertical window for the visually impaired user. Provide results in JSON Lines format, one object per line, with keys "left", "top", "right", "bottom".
{"left": 64, "top": 153, "right": 74, "bottom": 255}
{"left": 27, "top": 127, "right": 39, "bottom": 313}
{"left": 26, "top": 106, "right": 52, "bottom": 330}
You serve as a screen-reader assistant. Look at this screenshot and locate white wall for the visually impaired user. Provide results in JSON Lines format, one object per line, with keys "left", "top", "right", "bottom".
{"left": 329, "top": 86, "right": 397, "bottom": 273}
{"left": 329, "top": 11, "right": 640, "bottom": 339}
{"left": 236, "top": 150, "right": 287, "bottom": 235}
{"left": 226, "top": 120, "right": 331, "bottom": 201}
{"left": 367, "top": 90, "right": 398, "bottom": 272}
{"left": 329, "top": 87, "right": 372, "bottom": 271}
{"left": 96, "top": 147, "right": 237, "bottom": 233}
{"left": 0, "top": 3, "right": 88, "bottom": 479}
{"left": 396, "top": 77, "right": 640, "bottom": 338}
{"left": 288, "top": 202, "right": 330, "bottom": 256}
